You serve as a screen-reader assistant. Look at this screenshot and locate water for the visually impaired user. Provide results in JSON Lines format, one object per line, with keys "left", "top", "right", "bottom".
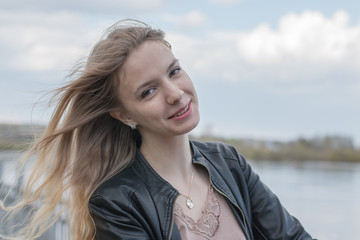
{"left": 1, "top": 151, "right": 360, "bottom": 239}
{"left": 0, "top": 151, "right": 68, "bottom": 240}
{"left": 249, "top": 159, "right": 360, "bottom": 240}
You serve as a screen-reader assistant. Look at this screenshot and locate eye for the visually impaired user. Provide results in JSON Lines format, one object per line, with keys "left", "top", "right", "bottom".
{"left": 169, "top": 67, "right": 181, "bottom": 78}
{"left": 141, "top": 88, "right": 155, "bottom": 99}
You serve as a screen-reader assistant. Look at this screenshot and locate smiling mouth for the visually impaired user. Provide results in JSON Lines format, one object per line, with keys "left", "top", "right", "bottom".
{"left": 170, "top": 102, "right": 191, "bottom": 118}
{"left": 175, "top": 104, "right": 189, "bottom": 117}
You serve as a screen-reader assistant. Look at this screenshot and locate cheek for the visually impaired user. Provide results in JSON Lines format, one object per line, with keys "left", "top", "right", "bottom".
{"left": 186, "top": 80, "right": 198, "bottom": 98}
{"left": 133, "top": 102, "right": 164, "bottom": 121}
{"left": 181, "top": 75, "right": 196, "bottom": 92}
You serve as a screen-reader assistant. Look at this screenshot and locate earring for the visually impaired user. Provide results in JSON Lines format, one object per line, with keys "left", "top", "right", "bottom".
{"left": 130, "top": 123, "right": 137, "bottom": 130}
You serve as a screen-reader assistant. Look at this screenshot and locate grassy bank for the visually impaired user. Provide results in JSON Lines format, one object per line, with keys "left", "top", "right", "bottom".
{"left": 0, "top": 124, "right": 44, "bottom": 151}
{"left": 191, "top": 134, "right": 360, "bottom": 162}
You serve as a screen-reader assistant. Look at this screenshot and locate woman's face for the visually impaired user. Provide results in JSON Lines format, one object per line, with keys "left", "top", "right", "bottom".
{"left": 114, "top": 40, "right": 200, "bottom": 139}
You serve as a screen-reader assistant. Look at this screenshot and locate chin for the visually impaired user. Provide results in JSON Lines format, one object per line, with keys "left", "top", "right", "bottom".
{"left": 181, "top": 116, "right": 200, "bottom": 135}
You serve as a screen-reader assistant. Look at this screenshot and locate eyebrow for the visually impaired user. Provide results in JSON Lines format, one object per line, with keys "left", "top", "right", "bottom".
{"left": 167, "top": 58, "right": 179, "bottom": 73}
{"left": 134, "top": 58, "right": 179, "bottom": 95}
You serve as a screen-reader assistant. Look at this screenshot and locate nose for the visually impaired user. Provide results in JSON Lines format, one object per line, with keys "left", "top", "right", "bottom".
{"left": 166, "top": 83, "right": 184, "bottom": 104}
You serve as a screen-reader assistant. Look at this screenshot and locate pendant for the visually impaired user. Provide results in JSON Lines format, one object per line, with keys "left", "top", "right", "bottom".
{"left": 186, "top": 198, "right": 194, "bottom": 209}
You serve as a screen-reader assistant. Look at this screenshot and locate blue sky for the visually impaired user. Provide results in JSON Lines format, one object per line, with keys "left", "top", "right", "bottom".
{"left": 0, "top": 0, "right": 359, "bottom": 145}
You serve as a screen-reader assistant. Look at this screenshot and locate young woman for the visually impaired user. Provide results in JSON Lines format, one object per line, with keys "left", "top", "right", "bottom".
{"left": 1, "top": 20, "right": 313, "bottom": 240}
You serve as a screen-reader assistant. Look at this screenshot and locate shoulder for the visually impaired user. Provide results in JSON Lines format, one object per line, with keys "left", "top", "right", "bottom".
{"left": 191, "top": 140, "right": 247, "bottom": 168}
{"left": 90, "top": 164, "right": 143, "bottom": 202}
{"left": 191, "top": 140, "right": 241, "bottom": 159}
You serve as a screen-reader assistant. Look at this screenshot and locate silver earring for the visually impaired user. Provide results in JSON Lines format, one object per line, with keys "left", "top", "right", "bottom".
{"left": 130, "top": 123, "right": 137, "bottom": 130}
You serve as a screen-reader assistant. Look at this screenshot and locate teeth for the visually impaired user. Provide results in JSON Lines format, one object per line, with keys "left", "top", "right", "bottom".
{"left": 175, "top": 105, "right": 189, "bottom": 117}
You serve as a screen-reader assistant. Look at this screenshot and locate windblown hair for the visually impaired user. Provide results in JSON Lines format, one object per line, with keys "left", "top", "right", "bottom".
{"left": 0, "top": 20, "right": 169, "bottom": 240}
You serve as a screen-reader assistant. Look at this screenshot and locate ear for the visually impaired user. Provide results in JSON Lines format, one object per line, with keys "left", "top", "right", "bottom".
{"left": 110, "top": 110, "right": 136, "bottom": 127}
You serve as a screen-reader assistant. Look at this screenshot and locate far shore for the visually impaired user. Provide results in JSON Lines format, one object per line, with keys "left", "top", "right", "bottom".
{"left": 1, "top": 123, "right": 359, "bottom": 162}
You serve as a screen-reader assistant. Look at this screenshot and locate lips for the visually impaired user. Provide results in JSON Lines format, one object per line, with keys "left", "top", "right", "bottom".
{"left": 169, "top": 101, "right": 191, "bottom": 119}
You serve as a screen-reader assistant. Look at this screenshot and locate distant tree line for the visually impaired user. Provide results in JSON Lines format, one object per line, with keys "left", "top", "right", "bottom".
{"left": 1, "top": 124, "right": 359, "bottom": 162}
{"left": 190, "top": 134, "right": 360, "bottom": 162}
{"left": 0, "top": 124, "right": 45, "bottom": 151}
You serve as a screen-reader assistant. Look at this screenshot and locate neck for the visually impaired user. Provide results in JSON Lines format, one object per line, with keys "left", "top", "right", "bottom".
{"left": 139, "top": 134, "right": 193, "bottom": 180}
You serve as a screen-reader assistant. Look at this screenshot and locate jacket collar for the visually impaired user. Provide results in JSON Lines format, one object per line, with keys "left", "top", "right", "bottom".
{"left": 131, "top": 140, "right": 249, "bottom": 239}
{"left": 190, "top": 141, "right": 251, "bottom": 239}
{"left": 133, "top": 140, "right": 244, "bottom": 213}
{"left": 190, "top": 141, "right": 240, "bottom": 208}
{"left": 132, "top": 148, "right": 179, "bottom": 239}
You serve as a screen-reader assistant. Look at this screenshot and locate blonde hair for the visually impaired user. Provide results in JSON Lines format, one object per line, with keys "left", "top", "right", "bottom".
{"left": 0, "top": 20, "right": 169, "bottom": 240}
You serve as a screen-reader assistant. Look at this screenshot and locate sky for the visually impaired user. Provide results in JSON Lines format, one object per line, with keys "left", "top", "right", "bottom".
{"left": 0, "top": 0, "right": 359, "bottom": 145}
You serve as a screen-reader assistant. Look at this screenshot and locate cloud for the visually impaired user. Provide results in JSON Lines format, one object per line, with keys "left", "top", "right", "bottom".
{"left": 0, "top": 8, "right": 207, "bottom": 72}
{"left": 168, "top": 10, "right": 360, "bottom": 83}
{"left": 237, "top": 10, "right": 360, "bottom": 67}
{"left": 162, "top": 11, "right": 208, "bottom": 28}
{"left": 0, "top": 10, "right": 108, "bottom": 72}
{"left": 0, "top": 0, "right": 165, "bottom": 14}
{"left": 209, "top": 0, "right": 243, "bottom": 5}
{"left": 2, "top": 8, "right": 359, "bottom": 85}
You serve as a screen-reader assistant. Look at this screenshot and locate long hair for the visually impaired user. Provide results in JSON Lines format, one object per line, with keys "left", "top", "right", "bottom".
{"left": 0, "top": 20, "right": 169, "bottom": 240}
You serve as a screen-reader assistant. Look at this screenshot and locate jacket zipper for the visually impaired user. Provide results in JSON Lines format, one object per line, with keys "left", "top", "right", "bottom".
{"left": 194, "top": 162, "right": 251, "bottom": 240}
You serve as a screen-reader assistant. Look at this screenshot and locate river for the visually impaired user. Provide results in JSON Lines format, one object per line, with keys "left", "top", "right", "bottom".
{"left": 249, "top": 159, "right": 360, "bottom": 240}
{"left": 1, "top": 151, "right": 359, "bottom": 239}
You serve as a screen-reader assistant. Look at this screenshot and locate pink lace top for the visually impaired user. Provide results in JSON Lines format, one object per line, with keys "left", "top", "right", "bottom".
{"left": 174, "top": 185, "right": 247, "bottom": 240}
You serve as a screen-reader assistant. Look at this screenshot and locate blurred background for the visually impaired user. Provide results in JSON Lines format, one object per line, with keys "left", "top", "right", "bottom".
{"left": 0, "top": 0, "right": 359, "bottom": 239}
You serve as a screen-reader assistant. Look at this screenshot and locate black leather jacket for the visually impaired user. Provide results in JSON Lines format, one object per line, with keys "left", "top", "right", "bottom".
{"left": 89, "top": 141, "right": 313, "bottom": 240}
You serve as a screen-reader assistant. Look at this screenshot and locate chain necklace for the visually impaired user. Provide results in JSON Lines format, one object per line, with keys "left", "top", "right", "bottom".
{"left": 179, "top": 170, "right": 194, "bottom": 209}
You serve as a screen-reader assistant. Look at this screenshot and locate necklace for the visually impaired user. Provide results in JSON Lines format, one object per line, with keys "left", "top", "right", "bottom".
{"left": 179, "top": 170, "right": 194, "bottom": 209}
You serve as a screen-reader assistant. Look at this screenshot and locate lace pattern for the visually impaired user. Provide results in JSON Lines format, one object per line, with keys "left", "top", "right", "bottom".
{"left": 174, "top": 185, "right": 220, "bottom": 238}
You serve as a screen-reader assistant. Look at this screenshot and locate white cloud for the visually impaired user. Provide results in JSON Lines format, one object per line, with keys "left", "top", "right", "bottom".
{"left": 0, "top": 8, "right": 207, "bottom": 72}
{"left": 167, "top": 10, "right": 360, "bottom": 83}
{"left": 162, "top": 11, "right": 207, "bottom": 28}
{"left": 210, "top": 0, "right": 243, "bottom": 5}
{"left": 167, "top": 33, "right": 207, "bottom": 76}
{"left": 0, "top": 10, "right": 107, "bottom": 72}
{"left": 2, "top": 8, "right": 360, "bottom": 84}
{"left": 0, "top": 0, "right": 164, "bottom": 14}
{"left": 0, "top": 1, "right": 165, "bottom": 72}
{"left": 236, "top": 10, "right": 360, "bottom": 71}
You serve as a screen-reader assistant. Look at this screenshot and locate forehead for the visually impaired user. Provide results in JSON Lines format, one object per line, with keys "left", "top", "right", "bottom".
{"left": 117, "top": 40, "right": 175, "bottom": 99}
{"left": 122, "top": 41, "right": 174, "bottom": 80}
